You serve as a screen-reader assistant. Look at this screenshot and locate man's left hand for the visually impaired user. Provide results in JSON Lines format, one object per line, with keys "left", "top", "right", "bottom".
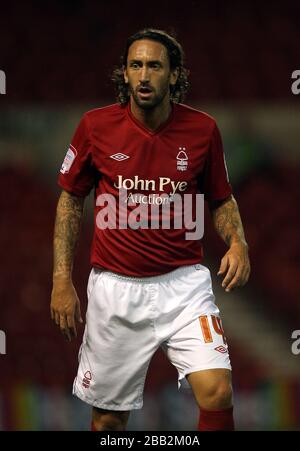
{"left": 218, "top": 241, "right": 250, "bottom": 292}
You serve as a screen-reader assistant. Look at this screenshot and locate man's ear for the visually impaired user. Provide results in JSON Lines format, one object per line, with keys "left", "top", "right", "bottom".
{"left": 170, "top": 67, "right": 179, "bottom": 86}
{"left": 123, "top": 65, "right": 128, "bottom": 84}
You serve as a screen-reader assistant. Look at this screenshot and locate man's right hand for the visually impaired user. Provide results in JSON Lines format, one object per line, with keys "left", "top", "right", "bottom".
{"left": 51, "top": 278, "right": 83, "bottom": 341}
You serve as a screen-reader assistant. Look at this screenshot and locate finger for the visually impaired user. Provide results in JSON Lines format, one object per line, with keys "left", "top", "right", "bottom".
{"left": 243, "top": 265, "right": 251, "bottom": 285}
{"left": 238, "top": 262, "right": 251, "bottom": 287}
{"left": 239, "top": 266, "right": 249, "bottom": 287}
{"left": 227, "top": 261, "right": 251, "bottom": 291}
{"left": 246, "top": 263, "right": 251, "bottom": 280}
{"left": 66, "top": 314, "right": 77, "bottom": 338}
{"left": 60, "top": 315, "right": 71, "bottom": 341}
{"left": 222, "top": 259, "right": 238, "bottom": 289}
{"left": 50, "top": 308, "right": 54, "bottom": 321}
{"left": 55, "top": 311, "right": 60, "bottom": 326}
{"left": 75, "top": 301, "right": 83, "bottom": 323}
{"left": 225, "top": 265, "right": 244, "bottom": 292}
{"left": 218, "top": 255, "right": 229, "bottom": 275}
{"left": 222, "top": 259, "right": 238, "bottom": 287}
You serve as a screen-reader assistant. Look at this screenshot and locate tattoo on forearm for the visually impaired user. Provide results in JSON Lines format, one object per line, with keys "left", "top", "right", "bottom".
{"left": 211, "top": 196, "right": 246, "bottom": 247}
{"left": 53, "top": 191, "right": 84, "bottom": 277}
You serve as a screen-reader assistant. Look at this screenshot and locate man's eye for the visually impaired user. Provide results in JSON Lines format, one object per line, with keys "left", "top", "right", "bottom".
{"left": 131, "top": 63, "right": 140, "bottom": 69}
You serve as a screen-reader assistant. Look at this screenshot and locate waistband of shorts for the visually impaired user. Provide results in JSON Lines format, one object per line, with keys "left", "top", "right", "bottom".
{"left": 93, "top": 263, "right": 206, "bottom": 284}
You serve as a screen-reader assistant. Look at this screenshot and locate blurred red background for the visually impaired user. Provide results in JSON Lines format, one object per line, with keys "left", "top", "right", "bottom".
{"left": 0, "top": 0, "right": 299, "bottom": 430}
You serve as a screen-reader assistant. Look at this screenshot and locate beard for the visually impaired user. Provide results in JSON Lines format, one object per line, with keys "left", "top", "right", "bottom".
{"left": 129, "top": 80, "right": 170, "bottom": 110}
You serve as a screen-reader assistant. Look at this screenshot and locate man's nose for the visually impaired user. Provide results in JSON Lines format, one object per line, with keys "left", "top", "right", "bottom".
{"left": 140, "top": 65, "right": 150, "bottom": 83}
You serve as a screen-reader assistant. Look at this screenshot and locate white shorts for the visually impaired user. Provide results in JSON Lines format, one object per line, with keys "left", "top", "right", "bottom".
{"left": 73, "top": 263, "right": 231, "bottom": 411}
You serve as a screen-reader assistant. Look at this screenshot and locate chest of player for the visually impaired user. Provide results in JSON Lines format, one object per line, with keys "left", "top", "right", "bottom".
{"left": 92, "top": 132, "right": 209, "bottom": 195}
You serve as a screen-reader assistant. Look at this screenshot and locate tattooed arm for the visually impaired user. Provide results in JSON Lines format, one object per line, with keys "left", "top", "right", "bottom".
{"left": 51, "top": 190, "right": 85, "bottom": 340}
{"left": 209, "top": 195, "right": 250, "bottom": 292}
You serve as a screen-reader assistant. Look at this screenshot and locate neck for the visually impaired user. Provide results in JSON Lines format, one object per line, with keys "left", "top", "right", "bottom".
{"left": 129, "top": 96, "right": 172, "bottom": 132}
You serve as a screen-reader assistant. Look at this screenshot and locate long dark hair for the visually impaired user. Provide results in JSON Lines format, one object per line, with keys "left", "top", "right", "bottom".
{"left": 112, "top": 28, "right": 189, "bottom": 105}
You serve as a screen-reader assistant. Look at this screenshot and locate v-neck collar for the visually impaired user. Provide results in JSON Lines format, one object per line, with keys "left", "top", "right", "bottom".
{"left": 126, "top": 102, "right": 175, "bottom": 138}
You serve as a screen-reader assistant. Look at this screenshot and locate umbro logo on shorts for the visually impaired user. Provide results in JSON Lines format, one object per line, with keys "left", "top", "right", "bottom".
{"left": 110, "top": 153, "right": 130, "bottom": 161}
{"left": 214, "top": 346, "right": 227, "bottom": 354}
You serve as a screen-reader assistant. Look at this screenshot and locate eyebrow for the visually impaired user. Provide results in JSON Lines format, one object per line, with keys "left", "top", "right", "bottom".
{"left": 128, "top": 59, "right": 163, "bottom": 65}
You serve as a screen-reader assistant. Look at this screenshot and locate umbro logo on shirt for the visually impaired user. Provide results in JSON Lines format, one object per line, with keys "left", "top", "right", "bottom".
{"left": 110, "top": 153, "right": 130, "bottom": 161}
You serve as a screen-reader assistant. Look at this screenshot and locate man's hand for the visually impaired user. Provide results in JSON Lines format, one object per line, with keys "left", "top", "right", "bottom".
{"left": 51, "top": 278, "right": 83, "bottom": 341}
{"left": 218, "top": 240, "right": 250, "bottom": 292}
{"left": 209, "top": 195, "right": 250, "bottom": 292}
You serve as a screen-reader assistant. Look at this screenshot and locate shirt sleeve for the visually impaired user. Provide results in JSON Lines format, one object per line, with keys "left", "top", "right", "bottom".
{"left": 199, "top": 122, "right": 232, "bottom": 202}
{"left": 58, "top": 114, "right": 95, "bottom": 197}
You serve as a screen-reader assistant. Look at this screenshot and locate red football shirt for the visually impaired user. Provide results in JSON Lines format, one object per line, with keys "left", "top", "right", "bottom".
{"left": 58, "top": 102, "right": 232, "bottom": 276}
